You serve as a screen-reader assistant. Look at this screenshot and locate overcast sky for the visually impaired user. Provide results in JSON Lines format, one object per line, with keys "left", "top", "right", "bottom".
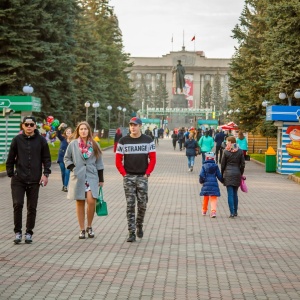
{"left": 109, "top": 0, "right": 245, "bottom": 59}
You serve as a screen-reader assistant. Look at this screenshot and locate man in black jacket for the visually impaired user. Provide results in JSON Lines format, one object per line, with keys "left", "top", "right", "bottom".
{"left": 6, "top": 116, "right": 51, "bottom": 244}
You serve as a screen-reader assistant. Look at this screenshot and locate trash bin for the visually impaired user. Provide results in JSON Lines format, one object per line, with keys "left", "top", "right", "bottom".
{"left": 265, "top": 146, "right": 276, "bottom": 172}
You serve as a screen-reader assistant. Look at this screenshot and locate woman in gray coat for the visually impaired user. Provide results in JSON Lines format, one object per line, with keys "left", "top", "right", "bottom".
{"left": 221, "top": 136, "right": 245, "bottom": 218}
{"left": 64, "top": 121, "right": 104, "bottom": 239}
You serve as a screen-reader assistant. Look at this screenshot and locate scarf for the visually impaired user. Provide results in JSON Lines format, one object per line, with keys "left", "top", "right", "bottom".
{"left": 78, "top": 137, "right": 93, "bottom": 159}
{"left": 225, "top": 142, "right": 239, "bottom": 152}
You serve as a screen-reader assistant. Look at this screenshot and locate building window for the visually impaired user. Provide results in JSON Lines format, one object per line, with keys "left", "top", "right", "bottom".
{"left": 156, "top": 74, "right": 161, "bottom": 80}
{"left": 146, "top": 84, "right": 151, "bottom": 90}
{"left": 136, "top": 73, "right": 142, "bottom": 79}
{"left": 205, "top": 74, "right": 210, "bottom": 81}
{"left": 146, "top": 73, "right": 151, "bottom": 80}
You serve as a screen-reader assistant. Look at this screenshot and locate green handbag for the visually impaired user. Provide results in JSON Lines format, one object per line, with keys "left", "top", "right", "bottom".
{"left": 95, "top": 187, "right": 108, "bottom": 216}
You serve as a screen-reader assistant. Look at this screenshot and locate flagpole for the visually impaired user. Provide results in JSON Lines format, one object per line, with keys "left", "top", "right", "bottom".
{"left": 183, "top": 30, "right": 185, "bottom": 50}
{"left": 171, "top": 34, "right": 173, "bottom": 51}
{"left": 194, "top": 33, "right": 195, "bottom": 51}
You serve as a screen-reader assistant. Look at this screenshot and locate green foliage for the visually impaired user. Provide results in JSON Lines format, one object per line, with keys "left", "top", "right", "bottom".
{"left": 250, "top": 153, "right": 265, "bottom": 163}
{"left": 153, "top": 76, "right": 169, "bottom": 109}
{"left": 0, "top": 0, "right": 134, "bottom": 130}
{"left": 229, "top": 0, "right": 300, "bottom": 134}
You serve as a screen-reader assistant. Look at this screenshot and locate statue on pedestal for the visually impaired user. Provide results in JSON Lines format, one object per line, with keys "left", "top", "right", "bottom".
{"left": 172, "top": 60, "right": 186, "bottom": 94}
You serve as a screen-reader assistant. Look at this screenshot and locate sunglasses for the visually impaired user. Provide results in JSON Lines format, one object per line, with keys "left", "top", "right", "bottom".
{"left": 24, "top": 123, "right": 35, "bottom": 127}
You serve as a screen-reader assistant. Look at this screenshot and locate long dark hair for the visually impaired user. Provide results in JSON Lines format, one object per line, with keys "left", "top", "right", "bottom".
{"left": 72, "top": 121, "right": 102, "bottom": 158}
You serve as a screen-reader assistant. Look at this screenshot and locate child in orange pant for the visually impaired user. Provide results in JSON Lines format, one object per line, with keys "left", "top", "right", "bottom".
{"left": 199, "top": 152, "right": 223, "bottom": 218}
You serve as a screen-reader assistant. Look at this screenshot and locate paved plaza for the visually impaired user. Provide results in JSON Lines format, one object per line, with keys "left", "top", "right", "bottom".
{"left": 0, "top": 138, "right": 300, "bottom": 300}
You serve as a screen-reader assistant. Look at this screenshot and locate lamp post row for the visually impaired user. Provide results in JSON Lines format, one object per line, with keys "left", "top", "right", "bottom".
{"left": 84, "top": 102, "right": 127, "bottom": 133}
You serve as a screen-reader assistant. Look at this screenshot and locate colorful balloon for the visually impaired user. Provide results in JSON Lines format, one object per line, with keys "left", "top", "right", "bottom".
{"left": 47, "top": 116, "right": 54, "bottom": 124}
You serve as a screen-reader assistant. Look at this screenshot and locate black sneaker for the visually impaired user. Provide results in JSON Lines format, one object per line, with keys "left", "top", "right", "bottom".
{"left": 229, "top": 214, "right": 234, "bottom": 218}
{"left": 14, "top": 232, "right": 22, "bottom": 244}
{"left": 86, "top": 227, "right": 94, "bottom": 238}
{"left": 79, "top": 230, "right": 86, "bottom": 239}
{"left": 25, "top": 233, "right": 32, "bottom": 244}
{"left": 127, "top": 232, "right": 136, "bottom": 242}
{"left": 190, "top": 166, "right": 193, "bottom": 172}
{"left": 136, "top": 225, "right": 143, "bottom": 238}
{"left": 63, "top": 186, "right": 68, "bottom": 192}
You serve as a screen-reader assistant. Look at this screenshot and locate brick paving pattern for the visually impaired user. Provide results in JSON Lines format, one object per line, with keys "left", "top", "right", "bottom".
{"left": 0, "top": 138, "right": 299, "bottom": 299}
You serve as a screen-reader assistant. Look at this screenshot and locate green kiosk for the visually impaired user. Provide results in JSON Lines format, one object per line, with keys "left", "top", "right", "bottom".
{"left": 0, "top": 95, "right": 41, "bottom": 163}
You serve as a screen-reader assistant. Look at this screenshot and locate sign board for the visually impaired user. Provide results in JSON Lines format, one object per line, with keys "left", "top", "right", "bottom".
{"left": 266, "top": 105, "right": 300, "bottom": 122}
{"left": 0, "top": 96, "right": 41, "bottom": 112}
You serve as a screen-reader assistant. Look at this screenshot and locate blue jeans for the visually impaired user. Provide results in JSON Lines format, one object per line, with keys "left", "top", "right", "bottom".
{"left": 187, "top": 156, "right": 195, "bottom": 168}
{"left": 59, "top": 162, "right": 70, "bottom": 187}
{"left": 201, "top": 151, "right": 207, "bottom": 164}
{"left": 226, "top": 186, "right": 239, "bottom": 215}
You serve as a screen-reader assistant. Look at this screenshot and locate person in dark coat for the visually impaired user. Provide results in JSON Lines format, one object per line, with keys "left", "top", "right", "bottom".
{"left": 177, "top": 128, "right": 185, "bottom": 151}
{"left": 214, "top": 129, "right": 226, "bottom": 164}
{"left": 199, "top": 152, "right": 223, "bottom": 218}
{"left": 6, "top": 116, "right": 51, "bottom": 244}
{"left": 184, "top": 133, "right": 198, "bottom": 172}
{"left": 57, "top": 123, "right": 73, "bottom": 192}
{"left": 171, "top": 130, "right": 178, "bottom": 150}
{"left": 221, "top": 136, "right": 245, "bottom": 218}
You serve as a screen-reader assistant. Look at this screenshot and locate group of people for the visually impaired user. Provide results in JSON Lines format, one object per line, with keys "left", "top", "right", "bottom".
{"left": 6, "top": 116, "right": 156, "bottom": 244}
{"left": 6, "top": 115, "right": 248, "bottom": 245}
{"left": 170, "top": 125, "right": 248, "bottom": 219}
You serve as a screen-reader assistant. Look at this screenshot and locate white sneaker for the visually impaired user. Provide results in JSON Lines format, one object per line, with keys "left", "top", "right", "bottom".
{"left": 14, "top": 232, "right": 22, "bottom": 244}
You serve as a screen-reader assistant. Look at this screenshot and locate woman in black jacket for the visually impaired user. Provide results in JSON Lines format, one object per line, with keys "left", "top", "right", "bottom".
{"left": 221, "top": 136, "right": 245, "bottom": 218}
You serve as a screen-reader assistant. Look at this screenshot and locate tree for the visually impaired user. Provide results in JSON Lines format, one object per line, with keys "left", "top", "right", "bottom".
{"left": 212, "top": 71, "right": 223, "bottom": 112}
{"left": 201, "top": 82, "right": 212, "bottom": 109}
{"left": 229, "top": 0, "right": 270, "bottom": 133}
{"left": 153, "top": 76, "right": 169, "bottom": 109}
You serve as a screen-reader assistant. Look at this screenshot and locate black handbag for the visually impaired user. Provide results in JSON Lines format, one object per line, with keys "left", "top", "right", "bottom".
{"left": 245, "top": 155, "right": 250, "bottom": 161}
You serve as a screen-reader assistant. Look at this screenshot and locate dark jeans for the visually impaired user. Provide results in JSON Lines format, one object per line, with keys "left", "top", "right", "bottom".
{"left": 215, "top": 145, "right": 223, "bottom": 163}
{"left": 226, "top": 185, "right": 239, "bottom": 215}
{"left": 11, "top": 176, "right": 40, "bottom": 235}
{"left": 59, "top": 162, "right": 70, "bottom": 187}
{"left": 178, "top": 139, "right": 184, "bottom": 150}
{"left": 172, "top": 139, "right": 177, "bottom": 149}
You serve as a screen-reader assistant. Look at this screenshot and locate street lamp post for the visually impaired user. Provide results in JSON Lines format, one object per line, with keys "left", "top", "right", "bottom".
{"left": 117, "top": 106, "right": 122, "bottom": 126}
{"left": 92, "top": 102, "right": 100, "bottom": 132}
{"left": 84, "top": 101, "right": 90, "bottom": 121}
{"left": 122, "top": 108, "right": 127, "bottom": 127}
{"left": 279, "top": 89, "right": 300, "bottom": 106}
{"left": 107, "top": 105, "right": 112, "bottom": 140}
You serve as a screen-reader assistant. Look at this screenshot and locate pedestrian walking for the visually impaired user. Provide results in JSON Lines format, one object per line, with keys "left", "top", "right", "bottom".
{"left": 153, "top": 126, "right": 159, "bottom": 145}
{"left": 199, "top": 152, "right": 223, "bottom": 218}
{"left": 57, "top": 122, "right": 73, "bottom": 192}
{"left": 64, "top": 121, "right": 104, "bottom": 239}
{"left": 114, "top": 128, "right": 122, "bottom": 153}
{"left": 116, "top": 117, "right": 156, "bottom": 242}
{"left": 236, "top": 131, "right": 248, "bottom": 158}
{"left": 6, "top": 116, "right": 51, "bottom": 244}
{"left": 177, "top": 128, "right": 185, "bottom": 151}
{"left": 184, "top": 133, "right": 198, "bottom": 172}
{"left": 198, "top": 130, "right": 214, "bottom": 164}
{"left": 171, "top": 130, "right": 178, "bottom": 150}
{"left": 214, "top": 129, "right": 226, "bottom": 163}
{"left": 221, "top": 136, "right": 245, "bottom": 218}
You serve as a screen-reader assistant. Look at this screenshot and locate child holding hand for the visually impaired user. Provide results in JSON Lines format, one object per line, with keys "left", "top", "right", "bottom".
{"left": 199, "top": 152, "right": 223, "bottom": 218}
